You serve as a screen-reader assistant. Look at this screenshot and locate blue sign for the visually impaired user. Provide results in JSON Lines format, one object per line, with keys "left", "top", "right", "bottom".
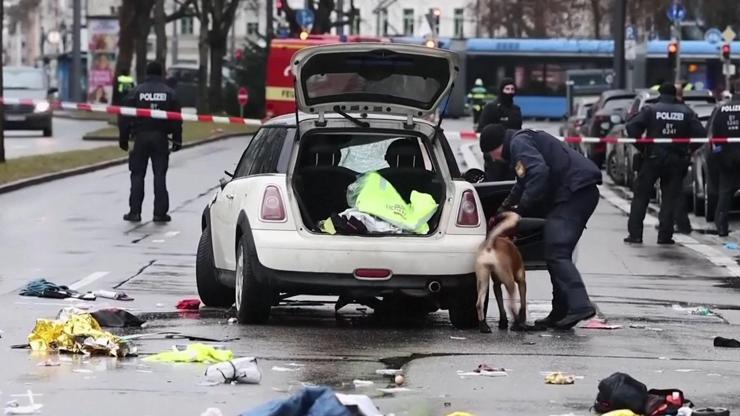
{"left": 666, "top": 2, "right": 686, "bottom": 23}
{"left": 705, "top": 28, "right": 723, "bottom": 44}
{"left": 296, "top": 9, "right": 315, "bottom": 28}
{"left": 626, "top": 25, "right": 637, "bottom": 41}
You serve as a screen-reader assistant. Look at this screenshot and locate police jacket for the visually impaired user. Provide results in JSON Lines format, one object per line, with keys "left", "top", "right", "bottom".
{"left": 502, "top": 129, "right": 602, "bottom": 216}
{"left": 477, "top": 99, "right": 523, "bottom": 132}
{"left": 625, "top": 95, "right": 706, "bottom": 159}
{"left": 709, "top": 95, "right": 740, "bottom": 154}
{"left": 119, "top": 76, "right": 182, "bottom": 146}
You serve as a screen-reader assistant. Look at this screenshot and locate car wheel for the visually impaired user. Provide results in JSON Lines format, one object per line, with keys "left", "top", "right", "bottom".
{"left": 607, "top": 151, "right": 623, "bottom": 185}
{"left": 196, "top": 226, "right": 234, "bottom": 308}
{"left": 42, "top": 126, "right": 52, "bottom": 137}
{"left": 693, "top": 178, "right": 705, "bottom": 216}
{"left": 448, "top": 284, "right": 488, "bottom": 329}
{"left": 705, "top": 181, "right": 717, "bottom": 222}
{"left": 235, "top": 233, "right": 271, "bottom": 324}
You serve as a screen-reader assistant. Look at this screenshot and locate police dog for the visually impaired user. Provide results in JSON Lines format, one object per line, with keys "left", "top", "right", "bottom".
{"left": 475, "top": 211, "right": 529, "bottom": 333}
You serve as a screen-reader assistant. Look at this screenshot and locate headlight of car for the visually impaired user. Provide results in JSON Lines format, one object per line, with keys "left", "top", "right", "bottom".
{"left": 34, "top": 101, "right": 50, "bottom": 113}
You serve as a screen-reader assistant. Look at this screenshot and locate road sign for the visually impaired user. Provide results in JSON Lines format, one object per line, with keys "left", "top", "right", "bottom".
{"left": 296, "top": 9, "right": 315, "bottom": 29}
{"left": 238, "top": 87, "right": 249, "bottom": 107}
{"left": 666, "top": 2, "right": 686, "bottom": 23}
{"left": 704, "top": 28, "right": 723, "bottom": 44}
{"left": 626, "top": 25, "right": 637, "bottom": 41}
{"left": 724, "top": 63, "right": 737, "bottom": 76}
{"left": 723, "top": 26, "right": 736, "bottom": 43}
{"left": 625, "top": 39, "right": 637, "bottom": 61}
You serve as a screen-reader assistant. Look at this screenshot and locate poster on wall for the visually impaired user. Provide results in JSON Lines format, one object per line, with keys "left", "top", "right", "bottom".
{"left": 87, "top": 17, "right": 119, "bottom": 104}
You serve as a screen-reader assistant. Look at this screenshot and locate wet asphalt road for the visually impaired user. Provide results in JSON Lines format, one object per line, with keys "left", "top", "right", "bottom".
{"left": 3, "top": 117, "right": 109, "bottom": 159}
{"left": 0, "top": 121, "right": 740, "bottom": 415}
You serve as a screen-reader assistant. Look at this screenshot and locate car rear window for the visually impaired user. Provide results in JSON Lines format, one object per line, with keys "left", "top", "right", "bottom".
{"left": 602, "top": 97, "right": 634, "bottom": 112}
{"left": 339, "top": 135, "right": 433, "bottom": 173}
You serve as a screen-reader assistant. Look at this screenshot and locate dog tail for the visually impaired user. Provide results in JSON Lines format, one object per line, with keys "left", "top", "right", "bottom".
{"left": 484, "top": 212, "right": 518, "bottom": 248}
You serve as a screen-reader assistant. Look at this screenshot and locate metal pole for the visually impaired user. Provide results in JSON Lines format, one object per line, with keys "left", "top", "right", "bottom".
{"left": 674, "top": 25, "right": 682, "bottom": 84}
{"left": 172, "top": 1, "right": 179, "bottom": 64}
{"left": 612, "top": 0, "right": 626, "bottom": 89}
{"left": 266, "top": 0, "right": 274, "bottom": 41}
{"left": 0, "top": 0, "right": 5, "bottom": 163}
{"left": 71, "top": 0, "right": 82, "bottom": 102}
{"left": 475, "top": 0, "right": 480, "bottom": 38}
{"left": 336, "top": 0, "right": 344, "bottom": 36}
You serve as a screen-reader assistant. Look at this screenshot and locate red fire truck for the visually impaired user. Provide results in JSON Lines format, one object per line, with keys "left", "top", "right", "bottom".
{"left": 265, "top": 35, "right": 388, "bottom": 119}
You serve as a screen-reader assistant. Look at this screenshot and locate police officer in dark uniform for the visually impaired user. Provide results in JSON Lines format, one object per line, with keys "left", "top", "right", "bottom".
{"left": 479, "top": 124, "right": 602, "bottom": 329}
{"left": 477, "top": 79, "right": 523, "bottom": 182}
{"left": 708, "top": 77, "right": 740, "bottom": 236}
{"left": 624, "top": 83, "right": 706, "bottom": 244}
{"left": 477, "top": 78, "right": 523, "bottom": 132}
{"left": 119, "top": 61, "right": 182, "bottom": 223}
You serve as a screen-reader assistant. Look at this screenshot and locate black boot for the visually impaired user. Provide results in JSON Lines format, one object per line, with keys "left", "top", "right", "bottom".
{"left": 534, "top": 311, "right": 565, "bottom": 329}
{"left": 153, "top": 214, "right": 171, "bottom": 223}
{"left": 123, "top": 212, "right": 141, "bottom": 222}
{"left": 623, "top": 235, "right": 643, "bottom": 244}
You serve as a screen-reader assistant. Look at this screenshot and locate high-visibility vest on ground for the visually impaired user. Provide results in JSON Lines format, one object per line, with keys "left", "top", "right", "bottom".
{"left": 348, "top": 172, "right": 438, "bottom": 234}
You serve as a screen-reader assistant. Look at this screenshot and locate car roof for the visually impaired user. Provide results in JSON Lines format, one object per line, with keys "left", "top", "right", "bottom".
{"left": 601, "top": 89, "right": 635, "bottom": 99}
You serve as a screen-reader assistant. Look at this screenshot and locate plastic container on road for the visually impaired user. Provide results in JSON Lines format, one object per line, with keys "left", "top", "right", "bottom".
{"left": 204, "top": 357, "right": 261, "bottom": 384}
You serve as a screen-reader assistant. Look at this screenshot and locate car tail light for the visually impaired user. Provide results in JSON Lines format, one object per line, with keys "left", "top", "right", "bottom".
{"left": 260, "top": 185, "right": 286, "bottom": 222}
{"left": 457, "top": 190, "right": 480, "bottom": 227}
{"left": 354, "top": 268, "right": 392, "bottom": 280}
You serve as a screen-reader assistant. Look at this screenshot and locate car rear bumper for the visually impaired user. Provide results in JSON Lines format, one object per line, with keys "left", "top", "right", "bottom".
{"left": 4, "top": 112, "right": 52, "bottom": 130}
{"left": 252, "top": 229, "right": 482, "bottom": 276}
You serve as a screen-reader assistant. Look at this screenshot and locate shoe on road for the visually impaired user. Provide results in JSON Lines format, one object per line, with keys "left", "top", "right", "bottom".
{"left": 534, "top": 312, "right": 565, "bottom": 329}
{"left": 553, "top": 307, "right": 596, "bottom": 330}
{"left": 123, "top": 212, "right": 141, "bottom": 222}
{"left": 657, "top": 238, "right": 675, "bottom": 245}
{"left": 153, "top": 214, "right": 172, "bottom": 223}
{"left": 623, "top": 236, "right": 642, "bottom": 244}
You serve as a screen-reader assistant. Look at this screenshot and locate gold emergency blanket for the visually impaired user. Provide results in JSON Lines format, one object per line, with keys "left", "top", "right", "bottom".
{"left": 28, "top": 313, "right": 134, "bottom": 357}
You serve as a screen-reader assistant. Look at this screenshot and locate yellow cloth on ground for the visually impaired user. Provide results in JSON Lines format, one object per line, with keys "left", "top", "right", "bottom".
{"left": 144, "top": 343, "right": 234, "bottom": 364}
{"left": 28, "top": 313, "right": 133, "bottom": 357}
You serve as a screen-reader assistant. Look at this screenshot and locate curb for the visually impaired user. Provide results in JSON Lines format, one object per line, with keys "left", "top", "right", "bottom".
{"left": 0, "top": 131, "right": 252, "bottom": 195}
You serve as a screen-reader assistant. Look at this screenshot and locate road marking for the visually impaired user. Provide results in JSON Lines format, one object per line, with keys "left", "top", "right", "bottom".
{"left": 599, "top": 185, "right": 740, "bottom": 278}
{"left": 164, "top": 231, "right": 180, "bottom": 237}
{"left": 152, "top": 239, "right": 165, "bottom": 243}
{"left": 68, "top": 271, "right": 109, "bottom": 290}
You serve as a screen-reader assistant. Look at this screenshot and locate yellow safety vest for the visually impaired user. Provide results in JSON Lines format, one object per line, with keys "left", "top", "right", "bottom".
{"left": 348, "top": 172, "right": 438, "bottom": 234}
{"left": 117, "top": 75, "right": 135, "bottom": 93}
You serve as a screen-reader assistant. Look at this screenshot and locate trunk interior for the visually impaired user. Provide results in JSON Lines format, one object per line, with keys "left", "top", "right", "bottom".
{"left": 292, "top": 131, "right": 446, "bottom": 235}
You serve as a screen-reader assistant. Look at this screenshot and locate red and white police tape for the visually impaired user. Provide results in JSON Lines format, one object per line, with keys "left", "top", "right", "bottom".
{"left": 3, "top": 97, "right": 739, "bottom": 144}
{"left": 0, "top": 97, "right": 263, "bottom": 128}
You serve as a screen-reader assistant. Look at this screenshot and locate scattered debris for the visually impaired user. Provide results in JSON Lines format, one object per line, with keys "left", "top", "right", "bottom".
{"left": 72, "top": 369, "right": 93, "bottom": 374}
{"left": 544, "top": 372, "right": 576, "bottom": 385}
{"left": 394, "top": 374, "right": 405, "bottom": 385}
{"left": 204, "top": 357, "right": 261, "bottom": 384}
{"left": 377, "top": 387, "right": 411, "bottom": 394}
{"left": 36, "top": 360, "right": 60, "bottom": 367}
{"left": 200, "top": 408, "right": 224, "bottom": 416}
{"left": 352, "top": 379, "right": 374, "bottom": 387}
{"left": 4, "top": 391, "right": 43, "bottom": 415}
{"left": 94, "top": 290, "right": 134, "bottom": 301}
{"left": 271, "top": 366, "right": 301, "bottom": 372}
{"left": 714, "top": 336, "right": 740, "bottom": 348}
{"left": 144, "top": 344, "right": 233, "bottom": 364}
{"left": 675, "top": 369, "right": 697, "bottom": 373}
{"left": 176, "top": 298, "right": 201, "bottom": 310}
{"left": 450, "top": 336, "right": 467, "bottom": 340}
{"left": 723, "top": 242, "right": 737, "bottom": 250}
{"left": 602, "top": 411, "right": 639, "bottom": 416}
{"left": 629, "top": 324, "right": 663, "bottom": 332}
{"left": 121, "top": 332, "right": 237, "bottom": 343}
{"left": 672, "top": 305, "right": 714, "bottom": 316}
{"left": 227, "top": 318, "right": 238, "bottom": 325}
{"left": 580, "top": 318, "right": 622, "bottom": 330}
{"left": 241, "top": 387, "right": 375, "bottom": 415}
{"left": 375, "top": 369, "right": 403, "bottom": 376}
{"left": 335, "top": 393, "right": 383, "bottom": 416}
{"left": 91, "top": 308, "right": 145, "bottom": 328}
{"left": 28, "top": 312, "right": 135, "bottom": 357}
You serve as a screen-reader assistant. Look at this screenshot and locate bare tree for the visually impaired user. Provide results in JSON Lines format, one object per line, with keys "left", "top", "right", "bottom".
{"left": 154, "top": 0, "right": 167, "bottom": 64}
{"left": 281, "top": 0, "right": 358, "bottom": 36}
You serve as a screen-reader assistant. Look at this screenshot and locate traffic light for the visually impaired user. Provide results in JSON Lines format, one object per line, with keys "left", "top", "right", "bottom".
{"left": 425, "top": 39, "right": 437, "bottom": 48}
{"left": 299, "top": 31, "right": 309, "bottom": 40}
{"left": 276, "top": 0, "right": 284, "bottom": 16}
{"left": 667, "top": 41, "right": 678, "bottom": 67}
{"left": 722, "top": 43, "right": 731, "bottom": 61}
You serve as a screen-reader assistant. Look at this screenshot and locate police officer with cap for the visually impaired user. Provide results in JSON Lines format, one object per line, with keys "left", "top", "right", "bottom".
{"left": 477, "top": 78, "right": 523, "bottom": 132}
{"left": 119, "top": 61, "right": 182, "bottom": 223}
{"left": 624, "top": 83, "right": 706, "bottom": 244}
{"left": 708, "top": 77, "right": 740, "bottom": 236}
{"left": 479, "top": 124, "right": 602, "bottom": 330}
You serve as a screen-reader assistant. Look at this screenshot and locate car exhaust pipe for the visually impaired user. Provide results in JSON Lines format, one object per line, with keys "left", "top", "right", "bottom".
{"left": 427, "top": 281, "right": 441, "bottom": 293}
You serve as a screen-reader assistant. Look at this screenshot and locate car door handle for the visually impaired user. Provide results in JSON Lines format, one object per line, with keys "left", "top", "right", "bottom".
{"left": 225, "top": 194, "right": 234, "bottom": 200}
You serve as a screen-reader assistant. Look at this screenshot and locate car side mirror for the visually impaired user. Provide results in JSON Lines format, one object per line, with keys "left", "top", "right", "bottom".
{"left": 47, "top": 87, "right": 58, "bottom": 95}
{"left": 586, "top": 107, "right": 593, "bottom": 118}
{"left": 219, "top": 177, "right": 230, "bottom": 190}
{"left": 610, "top": 114, "right": 622, "bottom": 124}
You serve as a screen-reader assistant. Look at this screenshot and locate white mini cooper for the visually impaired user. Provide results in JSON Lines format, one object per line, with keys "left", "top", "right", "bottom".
{"left": 196, "top": 43, "right": 545, "bottom": 328}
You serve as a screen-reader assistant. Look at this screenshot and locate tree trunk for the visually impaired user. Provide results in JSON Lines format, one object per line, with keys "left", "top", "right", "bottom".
{"left": 591, "top": 0, "right": 602, "bottom": 39}
{"left": 197, "top": 11, "right": 210, "bottom": 113}
{"left": 208, "top": 38, "right": 226, "bottom": 113}
{"left": 113, "top": 0, "right": 137, "bottom": 105}
{"left": 134, "top": 0, "right": 154, "bottom": 81}
{"left": 154, "top": 0, "right": 167, "bottom": 66}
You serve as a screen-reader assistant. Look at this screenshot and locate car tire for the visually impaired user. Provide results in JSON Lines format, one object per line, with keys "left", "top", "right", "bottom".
{"left": 607, "top": 151, "right": 623, "bottom": 185}
{"left": 196, "top": 226, "right": 234, "bottom": 308}
{"left": 235, "top": 233, "right": 272, "bottom": 324}
{"left": 448, "top": 284, "right": 488, "bottom": 329}
{"left": 42, "top": 126, "right": 52, "bottom": 137}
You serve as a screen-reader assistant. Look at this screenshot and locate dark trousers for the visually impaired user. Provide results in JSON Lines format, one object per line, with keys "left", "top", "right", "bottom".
{"left": 129, "top": 131, "right": 170, "bottom": 216}
{"left": 627, "top": 156, "right": 688, "bottom": 241}
{"left": 544, "top": 185, "right": 600, "bottom": 315}
{"left": 715, "top": 151, "right": 740, "bottom": 235}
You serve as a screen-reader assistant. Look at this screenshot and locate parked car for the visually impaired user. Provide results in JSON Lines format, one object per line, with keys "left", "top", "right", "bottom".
{"left": 689, "top": 102, "right": 731, "bottom": 221}
{"left": 581, "top": 90, "right": 636, "bottom": 168}
{"left": 2, "top": 66, "right": 56, "bottom": 136}
{"left": 194, "top": 43, "right": 546, "bottom": 329}
{"left": 166, "top": 64, "right": 236, "bottom": 108}
{"left": 560, "top": 97, "right": 597, "bottom": 138}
